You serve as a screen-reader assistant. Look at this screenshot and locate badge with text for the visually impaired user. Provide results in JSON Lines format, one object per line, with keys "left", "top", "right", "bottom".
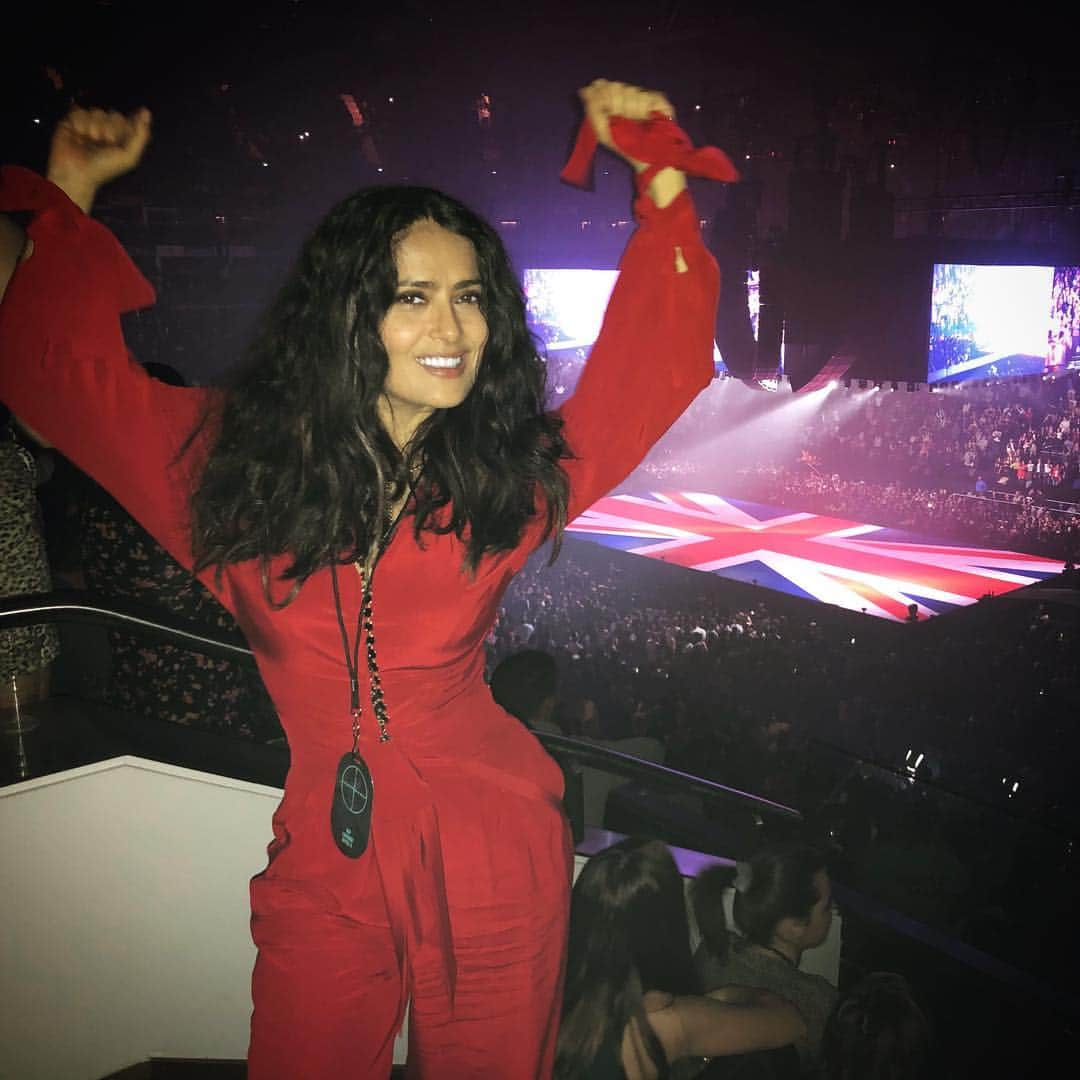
{"left": 331, "top": 752, "right": 373, "bottom": 858}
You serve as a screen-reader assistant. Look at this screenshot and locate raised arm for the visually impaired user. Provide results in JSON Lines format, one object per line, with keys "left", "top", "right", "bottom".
{"left": 555, "top": 81, "right": 722, "bottom": 522}
{"left": 0, "top": 107, "right": 209, "bottom": 570}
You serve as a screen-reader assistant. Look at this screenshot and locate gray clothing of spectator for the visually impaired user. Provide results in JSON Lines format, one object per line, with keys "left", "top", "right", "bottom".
{"left": 695, "top": 938, "right": 838, "bottom": 1067}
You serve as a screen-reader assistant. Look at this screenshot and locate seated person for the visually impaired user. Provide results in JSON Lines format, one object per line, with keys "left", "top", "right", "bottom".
{"left": 489, "top": 648, "right": 583, "bottom": 842}
{"left": 692, "top": 845, "right": 838, "bottom": 1069}
{"left": 821, "top": 972, "right": 931, "bottom": 1080}
{"left": 556, "top": 836, "right": 805, "bottom": 1079}
{"left": 489, "top": 648, "right": 562, "bottom": 734}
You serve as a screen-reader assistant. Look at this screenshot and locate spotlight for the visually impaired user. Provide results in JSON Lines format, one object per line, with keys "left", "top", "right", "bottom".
{"left": 904, "top": 749, "right": 925, "bottom": 784}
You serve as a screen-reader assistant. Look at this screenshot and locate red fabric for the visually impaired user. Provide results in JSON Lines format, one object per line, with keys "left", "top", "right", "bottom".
{"left": 0, "top": 164, "right": 719, "bottom": 1076}
{"left": 560, "top": 112, "right": 740, "bottom": 191}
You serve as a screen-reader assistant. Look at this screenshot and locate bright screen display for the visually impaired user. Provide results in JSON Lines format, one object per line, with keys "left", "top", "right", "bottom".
{"left": 523, "top": 268, "right": 620, "bottom": 352}
{"left": 523, "top": 267, "right": 735, "bottom": 387}
{"left": 747, "top": 268, "right": 760, "bottom": 342}
{"left": 928, "top": 263, "right": 1080, "bottom": 384}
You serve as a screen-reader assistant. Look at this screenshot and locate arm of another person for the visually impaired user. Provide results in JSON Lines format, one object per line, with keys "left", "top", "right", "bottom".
{"left": 644, "top": 986, "right": 806, "bottom": 1063}
{"left": 555, "top": 81, "right": 720, "bottom": 523}
{"left": 0, "top": 108, "right": 209, "bottom": 569}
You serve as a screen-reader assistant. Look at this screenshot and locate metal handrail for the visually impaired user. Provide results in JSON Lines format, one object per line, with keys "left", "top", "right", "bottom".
{"left": 948, "top": 491, "right": 1080, "bottom": 518}
{"left": 536, "top": 732, "right": 801, "bottom": 820}
{"left": 8, "top": 596, "right": 1080, "bottom": 1018}
{"left": 808, "top": 736, "right": 1078, "bottom": 841}
{"left": 0, "top": 592, "right": 800, "bottom": 821}
{"left": 0, "top": 591, "right": 253, "bottom": 660}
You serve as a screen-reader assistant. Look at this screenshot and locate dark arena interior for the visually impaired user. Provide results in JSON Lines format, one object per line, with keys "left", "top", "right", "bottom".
{"left": 2, "top": 4, "right": 1079, "bottom": 1078}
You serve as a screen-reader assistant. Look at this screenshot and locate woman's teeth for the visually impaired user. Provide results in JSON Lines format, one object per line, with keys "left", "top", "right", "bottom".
{"left": 417, "top": 355, "right": 463, "bottom": 369}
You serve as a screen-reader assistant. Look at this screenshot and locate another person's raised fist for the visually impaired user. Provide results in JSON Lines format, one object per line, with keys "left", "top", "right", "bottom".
{"left": 46, "top": 106, "right": 152, "bottom": 212}
{"left": 577, "top": 78, "right": 686, "bottom": 213}
{"left": 578, "top": 79, "right": 675, "bottom": 170}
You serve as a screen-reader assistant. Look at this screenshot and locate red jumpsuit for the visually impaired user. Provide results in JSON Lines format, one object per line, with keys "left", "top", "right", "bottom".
{"left": 0, "top": 165, "right": 718, "bottom": 1077}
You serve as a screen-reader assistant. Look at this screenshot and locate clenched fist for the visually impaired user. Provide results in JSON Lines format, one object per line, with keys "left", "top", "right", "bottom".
{"left": 46, "top": 106, "right": 152, "bottom": 213}
{"left": 578, "top": 79, "right": 675, "bottom": 171}
{"left": 577, "top": 78, "right": 686, "bottom": 212}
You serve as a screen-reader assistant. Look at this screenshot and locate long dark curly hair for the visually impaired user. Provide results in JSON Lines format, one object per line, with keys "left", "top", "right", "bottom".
{"left": 188, "top": 186, "right": 570, "bottom": 603}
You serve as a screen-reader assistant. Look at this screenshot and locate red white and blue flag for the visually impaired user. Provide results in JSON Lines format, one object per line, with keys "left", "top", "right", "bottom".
{"left": 567, "top": 491, "right": 1066, "bottom": 621}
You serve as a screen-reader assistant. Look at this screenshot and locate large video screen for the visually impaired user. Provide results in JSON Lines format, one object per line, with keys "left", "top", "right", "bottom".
{"left": 523, "top": 268, "right": 620, "bottom": 353}
{"left": 747, "top": 268, "right": 760, "bottom": 342}
{"left": 523, "top": 267, "right": 744, "bottom": 392}
{"left": 928, "top": 263, "right": 1080, "bottom": 384}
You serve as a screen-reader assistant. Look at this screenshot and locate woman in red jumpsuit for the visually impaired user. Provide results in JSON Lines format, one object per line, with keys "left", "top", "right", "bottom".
{"left": 0, "top": 81, "right": 725, "bottom": 1077}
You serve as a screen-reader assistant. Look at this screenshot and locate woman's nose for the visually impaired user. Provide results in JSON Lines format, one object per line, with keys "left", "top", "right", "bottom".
{"left": 428, "top": 299, "right": 462, "bottom": 341}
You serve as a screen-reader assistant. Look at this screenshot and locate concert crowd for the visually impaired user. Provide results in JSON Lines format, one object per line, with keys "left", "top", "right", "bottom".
{"left": 634, "top": 369, "right": 1080, "bottom": 560}
{"left": 488, "top": 537, "right": 1080, "bottom": 988}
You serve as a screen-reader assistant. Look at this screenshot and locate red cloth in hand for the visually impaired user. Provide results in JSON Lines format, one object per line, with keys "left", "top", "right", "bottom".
{"left": 560, "top": 111, "right": 740, "bottom": 194}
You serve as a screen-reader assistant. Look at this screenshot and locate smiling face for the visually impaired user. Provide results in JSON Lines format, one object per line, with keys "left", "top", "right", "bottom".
{"left": 376, "top": 218, "right": 488, "bottom": 448}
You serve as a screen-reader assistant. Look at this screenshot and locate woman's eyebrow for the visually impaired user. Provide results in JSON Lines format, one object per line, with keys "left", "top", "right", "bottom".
{"left": 397, "top": 277, "right": 483, "bottom": 289}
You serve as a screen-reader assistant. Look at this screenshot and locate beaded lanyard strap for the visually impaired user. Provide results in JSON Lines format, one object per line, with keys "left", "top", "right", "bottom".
{"left": 327, "top": 506, "right": 400, "bottom": 858}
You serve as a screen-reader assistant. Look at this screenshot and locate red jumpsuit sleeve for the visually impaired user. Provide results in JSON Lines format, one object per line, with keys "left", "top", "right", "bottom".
{"left": 0, "top": 166, "right": 209, "bottom": 571}
{"left": 555, "top": 187, "right": 719, "bottom": 521}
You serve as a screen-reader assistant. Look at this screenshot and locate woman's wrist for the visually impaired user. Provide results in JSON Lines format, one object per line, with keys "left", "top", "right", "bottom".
{"left": 44, "top": 170, "right": 97, "bottom": 215}
{"left": 642, "top": 166, "right": 687, "bottom": 209}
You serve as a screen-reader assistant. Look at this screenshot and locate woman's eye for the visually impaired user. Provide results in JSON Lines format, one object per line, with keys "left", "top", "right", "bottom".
{"left": 457, "top": 291, "right": 483, "bottom": 305}
{"left": 395, "top": 292, "right": 425, "bottom": 305}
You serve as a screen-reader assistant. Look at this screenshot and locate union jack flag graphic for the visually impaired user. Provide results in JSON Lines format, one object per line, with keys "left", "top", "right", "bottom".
{"left": 567, "top": 492, "right": 1066, "bottom": 621}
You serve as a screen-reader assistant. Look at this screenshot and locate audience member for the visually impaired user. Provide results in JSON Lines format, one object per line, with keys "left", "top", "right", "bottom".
{"left": 489, "top": 648, "right": 562, "bottom": 735}
{"left": 489, "top": 648, "right": 584, "bottom": 842}
{"left": 556, "top": 837, "right": 805, "bottom": 1079}
{"left": 692, "top": 846, "right": 839, "bottom": 1069}
{"left": 820, "top": 972, "right": 932, "bottom": 1080}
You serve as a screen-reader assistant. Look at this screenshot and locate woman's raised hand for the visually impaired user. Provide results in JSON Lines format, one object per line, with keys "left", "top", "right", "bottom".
{"left": 46, "top": 106, "right": 152, "bottom": 213}
{"left": 578, "top": 79, "right": 675, "bottom": 171}
{"left": 578, "top": 79, "right": 686, "bottom": 212}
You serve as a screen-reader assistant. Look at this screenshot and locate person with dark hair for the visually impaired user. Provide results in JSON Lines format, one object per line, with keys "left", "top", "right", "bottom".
{"left": 0, "top": 80, "right": 730, "bottom": 1076}
{"left": 557, "top": 837, "right": 805, "bottom": 1079}
{"left": 489, "top": 647, "right": 561, "bottom": 734}
{"left": 693, "top": 846, "right": 838, "bottom": 1068}
{"left": 821, "top": 972, "right": 931, "bottom": 1080}
{"left": 490, "top": 647, "right": 585, "bottom": 842}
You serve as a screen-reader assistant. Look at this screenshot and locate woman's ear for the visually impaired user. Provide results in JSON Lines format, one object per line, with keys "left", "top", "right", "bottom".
{"left": 773, "top": 914, "right": 809, "bottom": 947}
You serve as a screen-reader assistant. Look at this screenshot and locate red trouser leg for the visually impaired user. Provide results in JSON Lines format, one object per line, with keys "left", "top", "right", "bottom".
{"left": 246, "top": 888, "right": 404, "bottom": 1079}
{"left": 405, "top": 773, "right": 573, "bottom": 1079}
{"left": 246, "top": 777, "right": 571, "bottom": 1078}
